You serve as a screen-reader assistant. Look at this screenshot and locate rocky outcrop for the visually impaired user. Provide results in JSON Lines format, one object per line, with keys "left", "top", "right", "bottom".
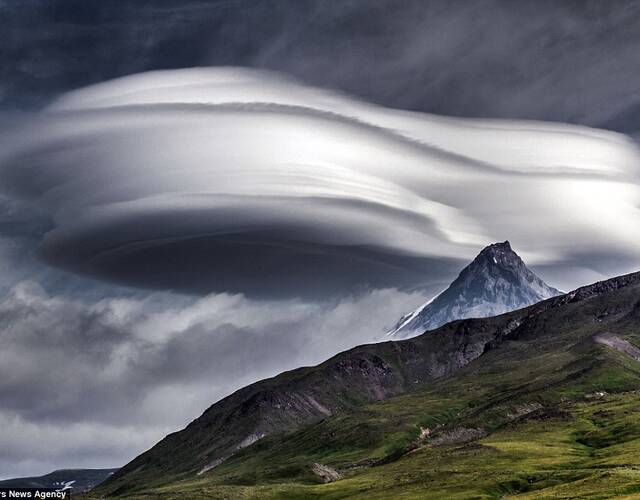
{"left": 594, "top": 333, "right": 640, "bottom": 361}
{"left": 430, "top": 427, "right": 487, "bottom": 446}
{"left": 311, "top": 463, "right": 342, "bottom": 483}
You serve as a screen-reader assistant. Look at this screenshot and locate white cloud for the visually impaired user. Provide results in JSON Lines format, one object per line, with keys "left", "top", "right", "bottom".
{"left": 0, "top": 68, "right": 638, "bottom": 295}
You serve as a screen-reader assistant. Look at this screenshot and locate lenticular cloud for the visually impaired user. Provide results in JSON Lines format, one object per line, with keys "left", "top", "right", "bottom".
{"left": 0, "top": 68, "right": 639, "bottom": 296}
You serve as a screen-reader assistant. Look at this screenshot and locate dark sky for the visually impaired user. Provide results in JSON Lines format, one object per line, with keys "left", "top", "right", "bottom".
{"left": 3, "top": 0, "right": 640, "bottom": 134}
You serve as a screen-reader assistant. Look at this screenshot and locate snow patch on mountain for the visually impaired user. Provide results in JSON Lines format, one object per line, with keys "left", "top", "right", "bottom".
{"left": 389, "top": 241, "right": 561, "bottom": 338}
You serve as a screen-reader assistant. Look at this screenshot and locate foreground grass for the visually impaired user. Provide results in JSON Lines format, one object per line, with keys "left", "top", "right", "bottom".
{"left": 92, "top": 391, "right": 640, "bottom": 499}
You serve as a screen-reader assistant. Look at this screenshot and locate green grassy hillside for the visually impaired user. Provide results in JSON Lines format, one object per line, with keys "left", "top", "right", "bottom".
{"left": 94, "top": 272, "right": 640, "bottom": 499}
{"left": 111, "top": 393, "right": 640, "bottom": 499}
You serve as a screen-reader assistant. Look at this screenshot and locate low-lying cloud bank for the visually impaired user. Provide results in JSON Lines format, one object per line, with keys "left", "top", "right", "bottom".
{"left": 1, "top": 68, "right": 638, "bottom": 296}
{"left": 0, "top": 280, "right": 426, "bottom": 478}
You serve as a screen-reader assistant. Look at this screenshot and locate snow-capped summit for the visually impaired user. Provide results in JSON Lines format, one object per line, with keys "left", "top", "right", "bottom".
{"left": 389, "top": 241, "right": 561, "bottom": 338}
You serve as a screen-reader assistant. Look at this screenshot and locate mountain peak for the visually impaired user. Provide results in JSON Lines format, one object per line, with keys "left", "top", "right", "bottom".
{"left": 475, "top": 241, "right": 535, "bottom": 271}
{"left": 473, "top": 240, "right": 518, "bottom": 267}
{"left": 478, "top": 240, "right": 512, "bottom": 256}
{"left": 483, "top": 240, "right": 511, "bottom": 252}
{"left": 389, "top": 241, "right": 560, "bottom": 337}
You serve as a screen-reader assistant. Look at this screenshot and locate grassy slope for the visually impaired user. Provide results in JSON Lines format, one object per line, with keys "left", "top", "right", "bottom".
{"left": 94, "top": 279, "right": 640, "bottom": 499}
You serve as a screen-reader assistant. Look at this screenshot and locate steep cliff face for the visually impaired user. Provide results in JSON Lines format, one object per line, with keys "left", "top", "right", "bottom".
{"left": 389, "top": 241, "right": 561, "bottom": 338}
{"left": 102, "top": 270, "right": 640, "bottom": 495}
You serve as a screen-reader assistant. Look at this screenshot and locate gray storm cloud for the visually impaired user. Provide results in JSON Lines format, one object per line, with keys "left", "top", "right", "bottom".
{"left": 0, "top": 280, "right": 426, "bottom": 478}
{"left": 0, "top": 68, "right": 639, "bottom": 296}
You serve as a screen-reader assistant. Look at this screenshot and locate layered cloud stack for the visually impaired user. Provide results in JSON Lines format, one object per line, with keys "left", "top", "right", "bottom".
{"left": 0, "top": 68, "right": 639, "bottom": 297}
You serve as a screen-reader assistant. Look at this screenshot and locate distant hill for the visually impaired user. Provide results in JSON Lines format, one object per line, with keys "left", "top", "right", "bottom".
{"left": 0, "top": 468, "right": 117, "bottom": 492}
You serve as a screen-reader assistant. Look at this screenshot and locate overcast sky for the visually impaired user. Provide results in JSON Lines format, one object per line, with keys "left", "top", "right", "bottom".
{"left": 1, "top": 0, "right": 640, "bottom": 478}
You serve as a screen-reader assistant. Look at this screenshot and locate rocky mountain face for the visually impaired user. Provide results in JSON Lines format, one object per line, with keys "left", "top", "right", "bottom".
{"left": 100, "top": 270, "right": 640, "bottom": 496}
{"left": 389, "top": 241, "right": 561, "bottom": 338}
{"left": 0, "top": 468, "right": 117, "bottom": 492}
